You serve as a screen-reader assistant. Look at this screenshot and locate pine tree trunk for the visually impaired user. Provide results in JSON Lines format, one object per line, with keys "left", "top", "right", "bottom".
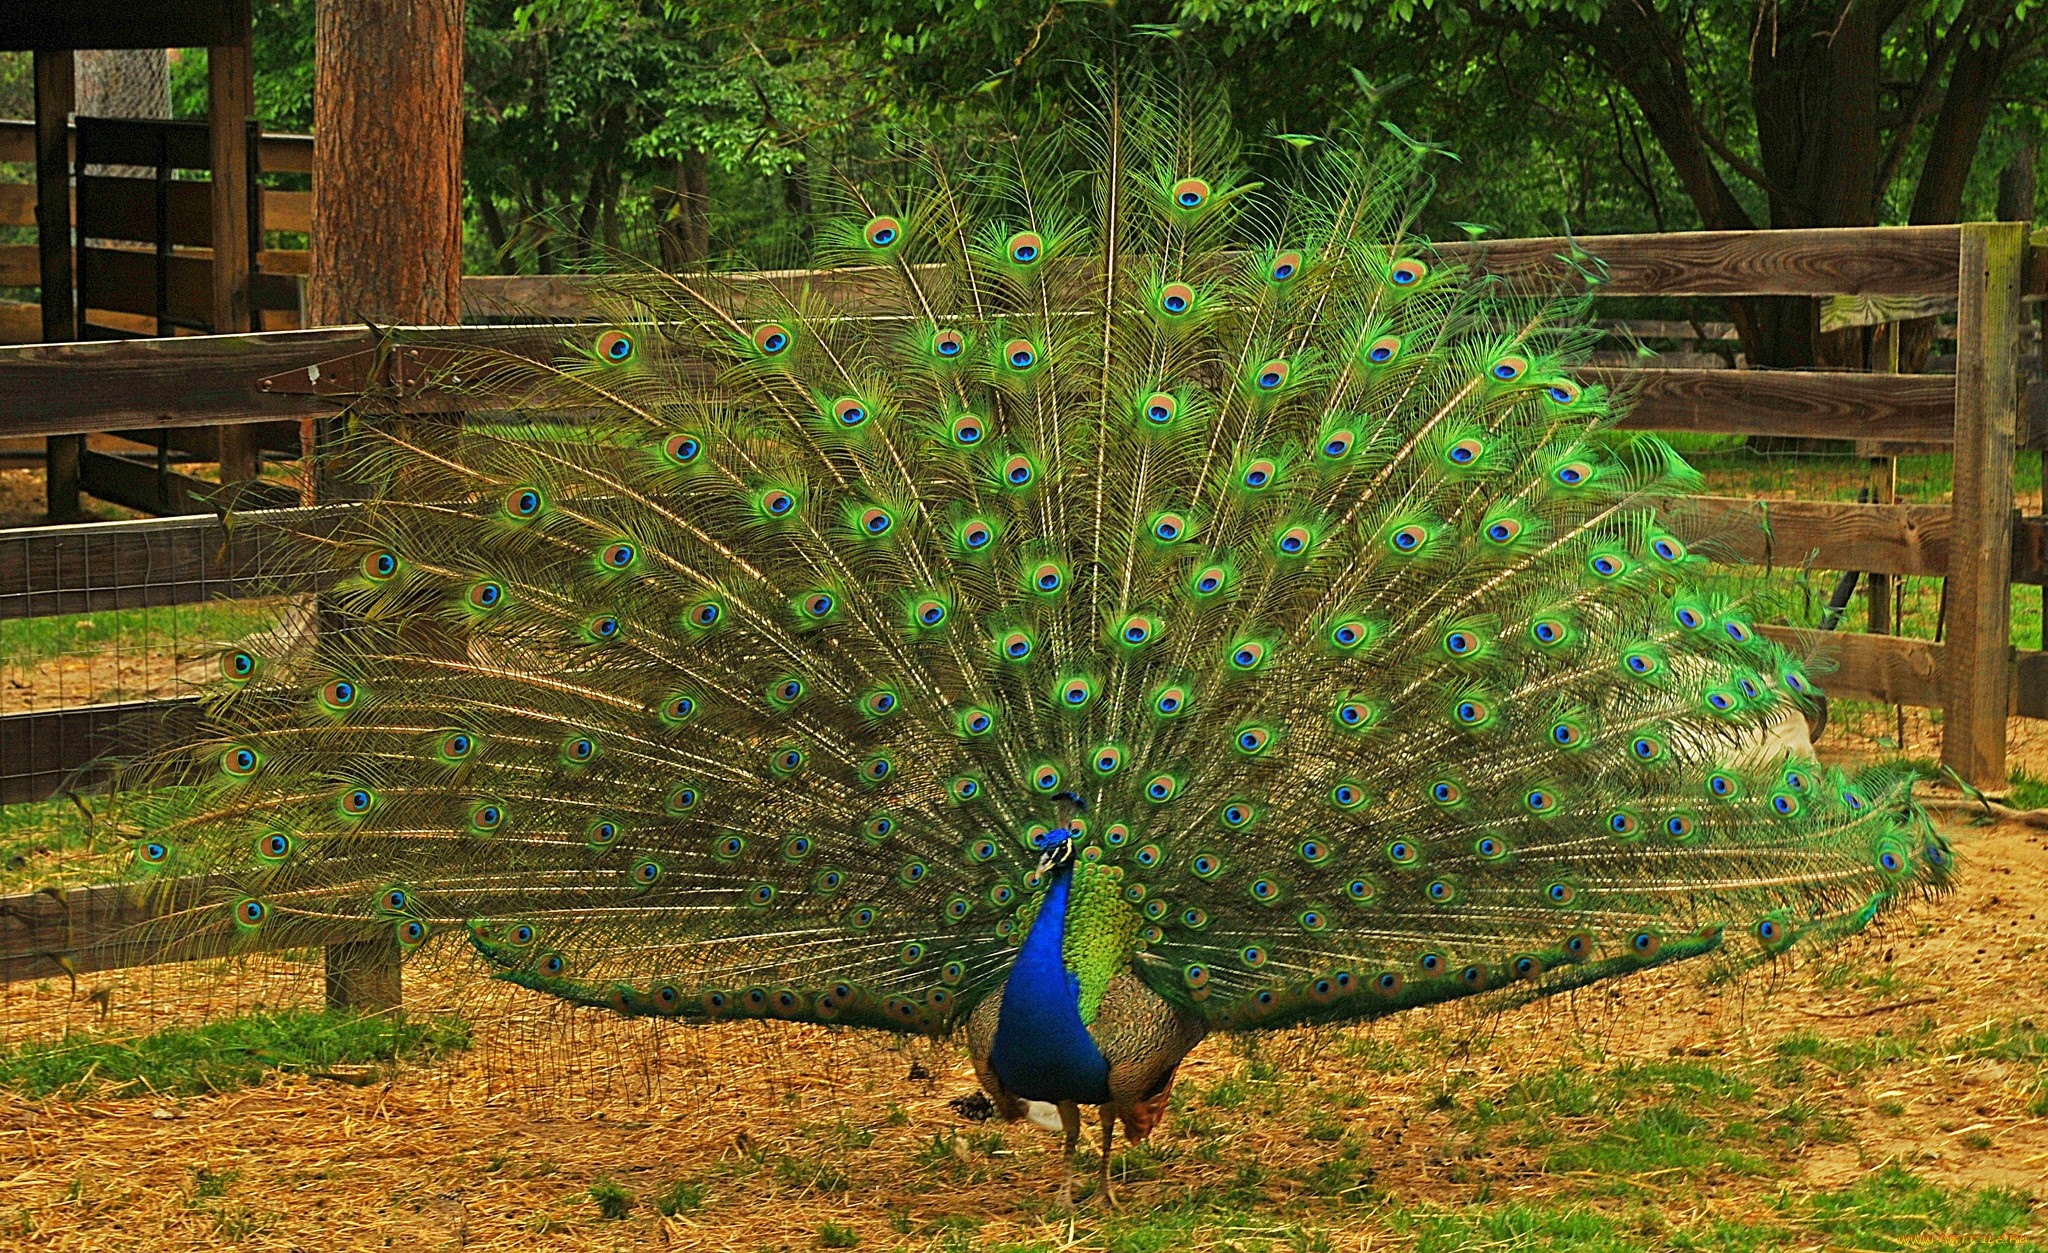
{"left": 75, "top": 52, "right": 169, "bottom": 182}
{"left": 304, "top": 0, "right": 465, "bottom": 1015}
{"left": 307, "top": 0, "right": 464, "bottom": 327}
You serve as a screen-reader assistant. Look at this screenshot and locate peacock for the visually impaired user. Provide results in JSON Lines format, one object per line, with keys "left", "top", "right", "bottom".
{"left": 119, "top": 74, "right": 1949, "bottom": 1210}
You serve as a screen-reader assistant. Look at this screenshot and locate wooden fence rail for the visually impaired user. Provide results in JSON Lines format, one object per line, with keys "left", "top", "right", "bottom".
{"left": 0, "top": 221, "right": 2033, "bottom": 1008}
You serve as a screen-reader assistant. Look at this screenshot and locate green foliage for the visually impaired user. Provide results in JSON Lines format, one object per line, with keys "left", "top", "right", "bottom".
{"left": 0, "top": 1009, "right": 469, "bottom": 1099}
{"left": 1795, "top": 1166, "right": 2038, "bottom": 1244}
{"left": 817, "top": 1221, "right": 862, "bottom": 1248}
{"left": 587, "top": 1177, "right": 636, "bottom": 1220}
{"left": 654, "top": 1178, "right": 706, "bottom": 1215}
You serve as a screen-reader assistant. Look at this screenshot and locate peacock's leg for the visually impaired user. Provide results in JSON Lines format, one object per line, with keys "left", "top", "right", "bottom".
{"left": 1096, "top": 1106, "right": 1119, "bottom": 1209}
{"left": 1056, "top": 1100, "right": 1083, "bottom": 1212}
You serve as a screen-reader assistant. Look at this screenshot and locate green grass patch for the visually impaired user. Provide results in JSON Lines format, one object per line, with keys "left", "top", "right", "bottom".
{"left": 0, "top": 1007, "right": 469, "bottom": 1099}
{"left": 1772, "top": 1024, "right": 1932, "bottom": 1077}
{"left": 1544, "top": 1101, "right": 1770, "bottom": 1186}
{"left": 0, "top": 599, "right": 285, "bottom": 669}
{"left": 1793, "top": 1165, "right": 2039, "bottom": 1244}
{"left": 1402, "top": 1202, "right": 1774, "bottom": 1253}
{"left": 587, "top": 1177, "right": 635, "bottom": 1220}
{"left": 2007, "top": 768, "right": 2048, "bottom": 811}
{"left": 1403, "top": 1166, "right": 2044, "bottom": 1253}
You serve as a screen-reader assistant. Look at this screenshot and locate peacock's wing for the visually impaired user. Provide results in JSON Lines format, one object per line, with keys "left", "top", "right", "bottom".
{"left": 126, "top": 71, "right": 1949, "bottom": 1037}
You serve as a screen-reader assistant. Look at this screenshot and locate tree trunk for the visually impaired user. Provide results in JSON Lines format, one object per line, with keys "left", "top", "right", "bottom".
{"left": 1577, "top": 0, "right": 2012, "bottom": 371}
{"left": 1742, "top": 0, "right": 1889, "bottom": 369}
{"left": 783, "top": 162, "right": 812, "bottom": 251}
{"left": 1998, "top": 145, "right": 2037, "bottom": 223}
{"left": 308, "top": 0, "right": 464, "bottom": 327}
{"left": 307, "top": 0, "right": 464, "bottom": 521}
{"left": 658, "top": 152, "right": 712, "bottom": 269}
{"left": 1909, "top": 30, "right": 2013, "bottom": 226}
{"left": 1897, "top": 24, "right": 2016, "bottom": 371}
{"left": 303, "top": 0, "right": 464, "bottom": 1014}
{"left": 74, "top": 52, "right": 169, "bottom": 181}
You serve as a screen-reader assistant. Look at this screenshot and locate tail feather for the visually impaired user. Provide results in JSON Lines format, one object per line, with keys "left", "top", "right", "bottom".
{"left": 116, "top": 70, "right": 1948, "bottom": 1036}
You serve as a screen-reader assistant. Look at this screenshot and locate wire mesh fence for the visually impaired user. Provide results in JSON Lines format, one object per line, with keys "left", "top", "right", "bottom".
{"left": 0, "top": 509, "right": 331, "bottom": 804}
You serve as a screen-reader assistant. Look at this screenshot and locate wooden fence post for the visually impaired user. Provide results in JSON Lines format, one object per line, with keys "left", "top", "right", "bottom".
{"left": 33, "top": 51, "right": 81, "bottom": 523}
{"left": 325, "top": 933, "right": 403, "bottom": 1014}
{"left": 209, "top": 35, "right": 259, "bottom": 486}
{"left": 1942, "top": 222, "right": 2026, "bottom": 792}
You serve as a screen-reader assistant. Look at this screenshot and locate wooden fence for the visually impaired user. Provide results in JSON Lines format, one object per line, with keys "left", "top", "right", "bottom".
{"left": 0, "top": 222, "right": 2039, "bottom": 1009}
{"left": 0, "top": 120, "right": 316, "bottom": 343}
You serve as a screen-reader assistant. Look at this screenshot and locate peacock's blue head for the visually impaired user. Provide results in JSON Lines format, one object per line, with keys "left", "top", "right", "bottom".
{"left": 1033, "top": 826, "right": 1077, "bottom": 876}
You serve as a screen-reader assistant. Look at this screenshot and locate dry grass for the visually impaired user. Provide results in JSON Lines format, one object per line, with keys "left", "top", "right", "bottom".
{"left": 1, "top": 809, "right": 2043, "bottom": 1251}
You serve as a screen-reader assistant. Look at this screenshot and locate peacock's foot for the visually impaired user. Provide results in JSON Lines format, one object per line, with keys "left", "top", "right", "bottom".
{"left": 1093, "top": 1174, "right": 1121, "bottom": 1211}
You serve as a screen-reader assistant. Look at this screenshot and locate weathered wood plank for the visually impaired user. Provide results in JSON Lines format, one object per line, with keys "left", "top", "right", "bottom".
{"left": 0, "top": 119, "right": 308, "bottom": 170}
{"left": 1602, "top": 368, "right": 1955, "bottom": 443}
{"left": 1663, "top": 495, "right": 1955, "bottom": 576}
{"left": 0, "top": 507, "right": 340, "bottom": 620}
{"left": 75, "top": 175, "right": 215, "bottom": 247}
{"left": 0, "top": 325, "right": 475, "bottom": 436}
{"left": 0, "top": 181, "right": 30, "bottom": 227}
{"left": 0, "top": 878, "right": 379, "bottom": 987}
{"left": 0, "top": 183, "right": 307, "bottom": 237}
{"left": 77, "top": 449, "right": 297, "bottom": 516}
{"left": 0, "top": 241, "right": 40, "bottom": 286}
{"left": 0, "top": 880, "right": 210, "bottom": 986}
{"left": 2013, "top": 651, "right": 2048, "bottom": 720}
{"left": 1758, "top": 626, "right": 1944, "bottom": 709}
{"left": 452, "top": 227, "right": 1972, "bottom": 314}
{"left": 35, "top": 52, "right": 78, "bottom": 527}
{"left": 1821, "top": 293, "right": 1957, "bottom": 331}
{"left": 77, "top": 247, "right": 216, "bottom": 324}
{"left": 0, "top": 3, "right": 250, "bottom": 54}
{"left": 0, "top": 298, "right": 36, "bottom": 342}
{"left": 1941, "top": 222, "right": 2024, "bottom": 790}
{"left": 263, "top": 188, "right": 310, "bottom": 234}
{"left": 0, "top": 697, "right": 199, "bottom": 806}
{"left": 1439, "top": 226, "right": 1964, "bottom": 298}
{"left": 0, "top": 324, "right": 1960, "bottom": 442}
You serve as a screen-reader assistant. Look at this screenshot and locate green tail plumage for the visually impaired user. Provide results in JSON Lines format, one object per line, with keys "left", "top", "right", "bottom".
{"left": 124, "top": 75, "right": 1949, "bottom": 1039}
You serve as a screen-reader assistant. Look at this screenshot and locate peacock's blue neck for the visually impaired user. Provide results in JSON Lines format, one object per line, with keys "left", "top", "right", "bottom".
{"left": 987, "top": 859, "right": 1112, "bottom": 1104}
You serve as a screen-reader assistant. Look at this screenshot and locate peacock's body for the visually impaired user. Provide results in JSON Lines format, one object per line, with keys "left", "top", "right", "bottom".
{"left": 126, "top": 77, "right": 1948, "bottom": 1207}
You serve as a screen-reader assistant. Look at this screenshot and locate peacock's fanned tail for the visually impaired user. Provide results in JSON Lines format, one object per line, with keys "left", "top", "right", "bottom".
{"left": 123, "top": 75, "right": 1950, "bottom": 1034}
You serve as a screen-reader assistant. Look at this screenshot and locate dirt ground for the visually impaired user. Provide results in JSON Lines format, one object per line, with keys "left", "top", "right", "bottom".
{"left": 0, "top": 800, "right": 2042, "bottom": 1251}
